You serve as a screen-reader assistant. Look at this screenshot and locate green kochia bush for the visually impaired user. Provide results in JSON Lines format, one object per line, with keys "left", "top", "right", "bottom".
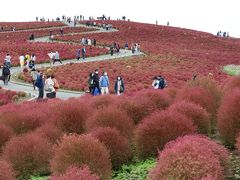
{"left": 148, "top": 135, "right": 230, "bottom": 180}
{"left": 2, "top": 133, "right": 52, "bottom": 180}
{"left": 135, "top": 110, "right": 197, "bottom": 159}
{"left": 50, "top": 134, "right": 112, "bottom": 180}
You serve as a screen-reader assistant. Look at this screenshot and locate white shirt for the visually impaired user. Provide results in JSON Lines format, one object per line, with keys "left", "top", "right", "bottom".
{"left": 45, "top": 78, "right": 55, "bottom": 92}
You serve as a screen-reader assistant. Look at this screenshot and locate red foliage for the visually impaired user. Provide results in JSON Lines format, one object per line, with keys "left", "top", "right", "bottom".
{"left": 34, "top": 123, "right": 63, "bottom": 144}
{"left": 217, "top": 88, "right": 240, "bottom": 146}
{"left": 148, "top": 135, "right": 229, "bottom": 180}
{"left": 117, "top": 89, "right": 171, "bottom": 124}
{"left": 0, "top": 123, "right": 14, "bottom": 151}
{"left": 51, "top": 98, "right": 92, "bottom": 134}
{"left": 0, "top": 89, "right": 18, "bottom": 106}
{"left": 176, "top": 86, "right": 215, "bottom": 116}
{"left": 51, "top": 166, "right": 100, "bottom": 180}
{"left": 2, "top": 133, "right": 52, "bottom": 180}
{"left": 90, "top": 127, "right": 132, "bottom": 169}
{"left": 0, "top": 160, "right": 16, "bottom": 180}
{"left": 89, "top": 95, "right": 118, "bottom": 109}
{"left": 223, "top": 75, "right": 240, "bottom": 93}
{"left": 0, "top": 21, "right": 65, "bottom": 31}
{"left": 168, "top": 100, "right": 210, "bottom": 134}
{"left": 86, "top": 107, "right": 134, "bottom": 138}
{"left": 135, "top": 110, "right": 197, "bottom": 159}
{"left": 50, "top": 134, "right": 112, "bottom": 180}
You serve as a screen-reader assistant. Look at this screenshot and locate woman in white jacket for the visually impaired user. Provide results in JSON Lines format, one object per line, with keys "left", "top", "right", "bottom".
{"left": 45, "top": 75, "right": 56, "bottom": 98}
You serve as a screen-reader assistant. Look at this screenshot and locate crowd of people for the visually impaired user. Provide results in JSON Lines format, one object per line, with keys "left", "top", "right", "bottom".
{"left": 217, "top": 31, "right": 230, "bottom": 37}
{"left": 88, "top": 69, "right": 125, "bottom": 96}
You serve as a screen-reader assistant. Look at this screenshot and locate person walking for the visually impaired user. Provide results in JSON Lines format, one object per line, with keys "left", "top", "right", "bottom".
{"left": 114, "top": 76, "right": 125, "bottom": 95}
{"left": 35, "top": 72, "right": 44, "bottom": 99}
{"left": 99, "top": 71, "right": 110, "bottom": 95}
{"left": 88, "top": 72, "right": 94, "bottom": 94}
{"left": 82, "top": 46, "right": 86, "bottom": 60}
{"left": 53, "top": 51, "right": 62, "bottom": 64}
{"left": 124, "top": 42, "right": 129, "bottom": 53}
{"left": 76, "top": 49, "right": 81, "bottom": 60}
{"left": 2, "top": 63, "right": 10, "bottom": 85}
{"left": 31, "top": 68, "right": 38, "bottom": 90}
{"left": 110, "top": 45, "right": 114, "bottom": 56}
{"left": 48, "top": 52, "right": 55, "bottom": 67}
{"left": 30, "top": 54, "right": 36, "bottom": 68}
{"left": 25, "top": 53, "right": 30, "bottom": 67}
{"left": 92, "top": 69, "right": 101, "bottom": 96}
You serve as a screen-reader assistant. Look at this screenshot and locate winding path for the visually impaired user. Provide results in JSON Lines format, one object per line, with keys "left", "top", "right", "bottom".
{"left": 2, "top": 23, "right": 144, "bottom": 100}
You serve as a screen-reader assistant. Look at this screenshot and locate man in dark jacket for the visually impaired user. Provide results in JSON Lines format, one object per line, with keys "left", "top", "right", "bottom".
{"left": 35, "top": 72, "right": 44, "bottom": 99}
{"left": 92, "top": 69, "right": 101, "bottom": 95}
{"left": 2, "top": 64, "right": 10, "bottom": 85}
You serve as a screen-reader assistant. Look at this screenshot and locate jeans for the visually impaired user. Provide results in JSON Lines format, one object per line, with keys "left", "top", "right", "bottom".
{"left": 38, "top": 88, "right": 44, "bottom": 99}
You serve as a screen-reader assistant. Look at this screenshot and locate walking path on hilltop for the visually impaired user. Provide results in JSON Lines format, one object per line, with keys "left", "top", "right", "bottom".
{"left": 2, "top": 23, "right": 144, "bottom": 100}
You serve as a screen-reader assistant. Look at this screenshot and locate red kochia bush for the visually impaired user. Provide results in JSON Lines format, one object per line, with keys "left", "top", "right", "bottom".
{"left": 223, "top": 75, "right": 240, "bottom": 93}
{"left": 86, "top": 107, "right": 134, "bottom": 138}
{"left": 148, "top": 135, "right": 229, "bottom": 180}
{"left": 2, "top": 133, "right": 52, "bottom": 180}
{"left": 90, "top": 127, "right": 132, "bottom": 169}
{"left": 168, "top": 100, "right": 210, "bottom": 134}
{"left": 0, "top": 123, "right": 14, "bottom": 151}
{"left": 51, "top": 134, "right": 112, "bottom": 180}
{"left": 90, "top": 95, "right": 118, "bottom": 109}
{"left": 0, "top": 160, "right": 16, "bottom": 180}
{"left": 135, "top": 110, "right": 197, "bottom": 159}
{"left": 176, "top": 86, "right": 215, "bottom": 116}
{"left": 34, "top": 123, "right": 63, "bottom": 144}
{"left": 118, "top": 90, "right": 171, "bottom": 124}
{"left": 52, "top": 99, "right": 91, "bottom": 134}
{"left": 236, "top": 133, "right": 240, "bottom": 152}
{"left": 51, "top": 166, "right": 100, "bottom": 180}
{"left": 217, "top": 88, "right": 240, "bottom": 146}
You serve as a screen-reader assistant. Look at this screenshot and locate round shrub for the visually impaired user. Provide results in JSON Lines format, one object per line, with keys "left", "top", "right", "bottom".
{"left": 2, "top": 133, "right": 52, "bottom": 180}
{"left": 236, "top": 133, "right": 240, "bottom": 153}
{"left": 51, "top": 166, "right": 99, "bottom": 180}
{"left": 51, "top": 134, "right": 112, "bottom": 180}
{"left": 34, "top": 123, "right": 63, "bottom": 144}
{"left": 217, "top": 88, "right": 240, "bottom": 146}
{"left": 90, "top": 95, "right": 118, "bottom": 109}
{"left": 176, "top": 86, "right": 215, "bottom": 116}
{"left": 148, "top": 135, "right": 228, "bottom": 180}
{"left": 86, "top": 107, "right": 134, "bottom": 138}
{"left": 135, "top": 110, "right": 197, "bottom": 159}
{"left": 52, "top": 99, "right": 91, "bottom": 134}
{"left": 168, "top": 101, "right": 210, "bottom": 134}
{"left": 223, "top": 75, "right": 240, "bottom": 93}
{"left": 118, "top": 90, "right": 171, "bottom": 124}
{"left": 90, "top": 127, "right": 132, "bottom": 169}
{"left": 0, "top": 160, "right": 16, "bottom": 180}
{"left": 0, "top": 123, "right": 14, "bottom": 151}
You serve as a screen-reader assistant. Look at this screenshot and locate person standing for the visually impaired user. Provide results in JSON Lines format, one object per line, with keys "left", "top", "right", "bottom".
{"left": 44, "top": 75, "right": 56, "bottom": 98}
{"left": 110, "top": 46, "right": 114, "bottom": 56}
{"left": 35, "top": 72, "right": 44, "bottom": 99}
{"left": 99, "top": 71, "right": 110, "bottom": 95}
{"left": 51, "top": 74, "right": 59, "bottom": 98}
{"left": 114, "top": 76, "right": 125, "bottom": 95}
{"left": 19, "top": 54, "right": 25, "bottom": 68}
{"left": 93, "top": 39, "right": 96, "bottom": 46}
{"left": 82, "top": 46, "right": 86, "bottom": 60}
{"left": 53, "top": 51, "right": 62, "bottom": 64}
{"left": 30, "top": 54, "right": 36, "bottom": 68}
{"left": 152, "top": 76, "right": 160, "bottom": 89}
{"left": 25, "top": 53, "right": 30, "bottom": 67}
{"left": 76, "top": 49, "right": 81, "bottom": 60}
{"left": 124, "top": 42, "right": 129, "bottom": 53}
{"left": 31, "top": 68, "right": 38, "bottom": 90}
{"left": 92, "top": 69, "right": 101, "bottom": 96}
{"left": 2, "top": 63, "right": 10, "bottom": 85}
{"left": 60, "top": 28, "right": 64, "bottom": 35}
{"left": 4, "top": 54, "right": 11, "bottom": 69}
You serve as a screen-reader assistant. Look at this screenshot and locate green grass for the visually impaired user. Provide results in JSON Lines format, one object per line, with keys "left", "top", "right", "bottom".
{"left": 31, "top": 176, "right": 49, "bottom": 180}
{"left": 224, "top": 65, "right": 240, "bottom": 76}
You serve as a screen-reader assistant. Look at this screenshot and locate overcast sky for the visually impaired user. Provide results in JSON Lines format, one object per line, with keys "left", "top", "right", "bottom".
{"left": 0, "top": 0, "right": 239, "bottom": 37}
